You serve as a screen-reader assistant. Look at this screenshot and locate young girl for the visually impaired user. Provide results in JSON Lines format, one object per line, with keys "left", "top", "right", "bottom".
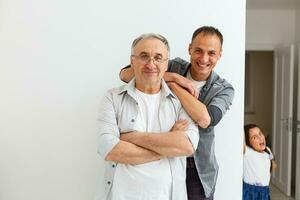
{"left": 243, "top": 124, "right": 277, "bottom": 200}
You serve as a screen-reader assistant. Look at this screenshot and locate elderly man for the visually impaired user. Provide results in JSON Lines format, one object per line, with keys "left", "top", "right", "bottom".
{"left": 120, "top": 26, "right": 235, "bottom": 200}
{"left": 96, "top": 33, "right": 199, "bottom": 200}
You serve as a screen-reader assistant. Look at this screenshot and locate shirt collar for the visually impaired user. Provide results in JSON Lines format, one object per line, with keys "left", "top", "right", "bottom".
{"left": 118, "top": 78, "right": 176, "bottom": 99}
{"left": 185, "top": 64, "right": 219, "bottom": 87}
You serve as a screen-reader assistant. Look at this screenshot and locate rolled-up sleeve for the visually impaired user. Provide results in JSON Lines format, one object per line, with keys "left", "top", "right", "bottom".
{"left": 209, "top": 83, "right": 234, "bottom": 116}
{"left": 178, "top": 107, "right": 199, "bottom": 151}
{"left": 97, "top": 92, "right": 120, "bottom": 159}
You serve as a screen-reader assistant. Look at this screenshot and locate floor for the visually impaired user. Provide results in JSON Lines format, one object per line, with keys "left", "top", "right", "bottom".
{"left": 270, "top": 184, "right": 294, "bottom": 200}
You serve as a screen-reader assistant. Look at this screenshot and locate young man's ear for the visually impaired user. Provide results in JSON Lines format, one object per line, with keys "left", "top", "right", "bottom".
{"left": 188, "top": 43, "right": 192, "bottom": 55}
{"left": 219, "top": 49, "right": 223, "bottom": 59}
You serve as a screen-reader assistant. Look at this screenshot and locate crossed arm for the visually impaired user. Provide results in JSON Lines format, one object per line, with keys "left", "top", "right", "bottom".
{"left": 105, "top": 123, "right": 194, "bottom": 164}
{"left": 120, "top": 130, "right": 194, "bottom": 157}
{"left": 106, "top": 119, "right": 194, "bottom": 164}
{"left": 98, "top": 93, "right": 196, "bottom": 165}
{"left": 105, "top": 140, "right": 163, "bottom": 164}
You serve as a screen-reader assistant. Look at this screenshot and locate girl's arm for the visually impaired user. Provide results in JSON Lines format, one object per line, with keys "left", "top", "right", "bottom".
{"left": 271, "top": 159, "right": 277, "bottom": 173}
{"left": 266, "top": 146, "right": 277, "bottom": 173}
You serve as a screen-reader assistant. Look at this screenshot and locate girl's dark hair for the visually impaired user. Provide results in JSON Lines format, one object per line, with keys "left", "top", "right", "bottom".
{"left": 244, "top": 124, "right": 270, "bottom": 155}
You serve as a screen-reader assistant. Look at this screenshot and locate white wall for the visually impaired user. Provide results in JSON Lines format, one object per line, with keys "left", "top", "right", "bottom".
{"left": 246, "top": 9, "right": 296, "bottom": 49}
{"left": 0, "top": 0, "right": 245, "bottom": 200}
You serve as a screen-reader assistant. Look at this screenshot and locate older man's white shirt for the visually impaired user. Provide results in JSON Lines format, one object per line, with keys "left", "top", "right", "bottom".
{"left": 111, "top": 90, "right": 171, "bottom": 200}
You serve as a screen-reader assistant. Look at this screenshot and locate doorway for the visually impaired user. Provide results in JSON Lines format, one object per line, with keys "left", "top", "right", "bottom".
{"left": 244, "top": 51, "right": 274, "bottom": 147}
{"left": 244, "top": 50, "right": 296, "bottom": 196}
{"left": 244, "top": 50, "right": 295, "bottom": 199}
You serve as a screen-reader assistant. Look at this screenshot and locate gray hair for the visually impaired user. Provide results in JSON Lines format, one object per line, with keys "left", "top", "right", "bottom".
{"left": 131, "top": 33, "right": 170, "bottom": 55}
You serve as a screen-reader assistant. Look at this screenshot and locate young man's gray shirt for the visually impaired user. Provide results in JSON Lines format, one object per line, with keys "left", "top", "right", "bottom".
{"left": 168, "top": 57, "right": 235, "bottom": 198}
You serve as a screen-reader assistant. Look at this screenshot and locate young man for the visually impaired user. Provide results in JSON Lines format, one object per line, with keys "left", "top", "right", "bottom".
{"left": 97, "top": 33, "right": 199, "bottom": 200}
{"left": 119, "top": 26, "right": 235, "bottom": 200}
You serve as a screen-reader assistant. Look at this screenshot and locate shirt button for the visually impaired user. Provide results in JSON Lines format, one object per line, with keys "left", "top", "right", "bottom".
{"left": 112, "top": 164, "right": 115, "bottom": 168}
{"left": 107, "top": 181, "right": 111, "bottom": 185}
{"left": 131, "top": 119, "right": 135, "bottom": 122}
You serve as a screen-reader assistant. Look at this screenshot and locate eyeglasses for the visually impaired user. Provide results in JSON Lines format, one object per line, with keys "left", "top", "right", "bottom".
{"left": 132, "top": 54, "right": 168, "bottom": 65}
